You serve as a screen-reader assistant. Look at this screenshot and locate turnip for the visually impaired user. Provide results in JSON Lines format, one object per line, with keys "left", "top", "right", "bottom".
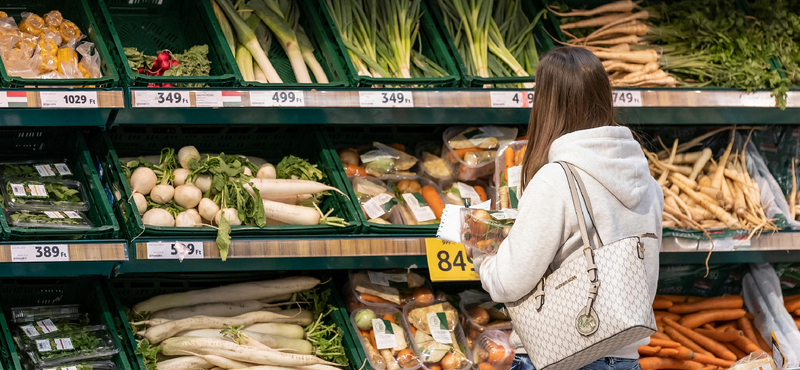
{"left": 215, "top": 208, "right": 242, "bottom": 226}
{"left": 151, "top": 184, "right": 175, "bottom": 204}
{"left": 175, "top": 184, "right": 203, "bottom": 209}
{"left": 199, "top": 198, "right": 220, "bottom": 221}
{"left": 185, "top": 208, "right": 203, "bottom": 225}
{"left": 130, "top": 167, "right": 157, "bottom": 196}
{"left": 243, "top": 167, "right": 252, "bottom": 176}
{"left": 142, "top": 310, "right": 314, "bottom": 343}
{"left": 179, "top": 146, "right": 201, "bottom": 169}
{"left": 160, "top": 337, "right": 337, "bottom": 366}
{"left": 156, "top": 356, "right": 214, "bottom": 370}
{"left": 194, "top": 174, "right": 212, "bottom": 193}
{"left": 143, "top": 208, "right": 175, "bottom": 227}
{"left": 256, "top": 164, "right": 276, "bottom": 179}
{"left": 176, "top": 211, "right": 200, "bottom": 227}
{"left": 133, "top": 193, "right": 148, "bottom": 215}
{"left": 247, "top": 179, "right": 346, "bottom": 198}
{"left": 174, "top": 168, "right": 190, "bottom": 186}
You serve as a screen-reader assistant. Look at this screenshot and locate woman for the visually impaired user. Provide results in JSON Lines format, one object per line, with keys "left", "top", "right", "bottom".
{"left": 473, "top": 47, "right": 662, "bottom": 370}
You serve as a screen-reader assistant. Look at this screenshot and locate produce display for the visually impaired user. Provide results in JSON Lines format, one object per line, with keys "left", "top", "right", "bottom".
{"left": 128, "top": 276, "right": 348, "bottom": 370}
{"left": 784, "top": 294, "right": 800, "bottom": 330}
{"left": 355, "top": 177, "right": 445, "bottom": 226}
{"left": 495, "top": 141, "right": 527, "bottom": 210}
{"left": 0, "top": 10, "right": 103, "bottom": 80}
{"left": 642, "top": 294, "right": 771, "bottom": 369}
{"left": 435, "top": 0, "right": 544, "bottom": 87}
{"left": 339, "top": 143, "right": 419, "bottom": 179}
{"left": 345, "top": 270, "right": 434, "bottom": 309}
{"left": 441, "top": 126, "right": 518, "bottom": 182}
{"left": 212, "top": 0, "right": 329, "bottom": 84}
{"left": 748, "top": 0, "right": 799, "bottom": 88}
{"left": 404, "top": 301, "right": 472, "bottom": 370}
{"left": 124, "top": 46, "right": 211, "bottom": 87}
{"left": 120, "top": 146, "right": 348, "bottom": 259}
{"left": 351, "top": 307, "right": 420, "bottom": 370}
{"left": 471, "top": 331, "right": 514, "bottom": 370}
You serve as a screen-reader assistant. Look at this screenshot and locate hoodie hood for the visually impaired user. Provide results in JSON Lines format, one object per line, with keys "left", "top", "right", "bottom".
{"left": 548, "top": 126, "right": 649, "bottom": 208}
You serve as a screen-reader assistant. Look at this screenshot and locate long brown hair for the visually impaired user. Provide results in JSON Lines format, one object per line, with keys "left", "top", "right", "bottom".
{"left": 521, "top": 47, "right": 617, "bottom": 187}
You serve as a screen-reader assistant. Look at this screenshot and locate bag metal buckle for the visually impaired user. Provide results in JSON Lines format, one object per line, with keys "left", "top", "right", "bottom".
{"left": 533, "top": 277, "right": 546, "bottom": 311}
{"left": 583, "top": 247, "right": 598, "bottom": 282}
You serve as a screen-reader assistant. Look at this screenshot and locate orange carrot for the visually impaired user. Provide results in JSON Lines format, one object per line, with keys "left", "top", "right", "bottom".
{"left": 453, "top": 148, "right": 484, "bottom": 160}
{"left": 736, "top": 317, "right": 760, "bottom": 350}
{"left": 664, "top": 327, "right": 710, "bottom": 356}
{"left": 744, "top": 312, "right": 754, "bottom": 320}
{"left": 692, "top": 354, "right": 734, "bottom": 368}
{"left": 368, "top": 329, "right": 378, "bottom": 349}
{"left": 701, "top": 324, "right": 715, "bottom": 330}
{"left": 655, "top": 311, "right": 682, "bottom": 323}
{"left": 344, "top": 163, "right": 369, "bottom": 177}
{"left": 639, "top": 357, "right": 703, "bottom": 370}
{"left": 669, "top": 296, "right": 743, "bottom": 314}
{"left": 409, "top": 324, "right": 416, "bottom": 336}
{"left": 658, "top": 295, "right": 689, "bottom": 303}
{"left": 732, "top": 336, "right": 761, "bottom": 354}
{"left": 421, "top": 185, "right": 445, "bottom": 220}
{"left": 474, "top": 185, "right": 488, "bottom": 202}
{"left": 639, "top": 345, "right": 663, "bottom": 356}
{"left": 382, "top": 314, "right": 396, "bottom": 324}
{"left": 653, "top": 298, "right": 673, "bottom": 310}
{"left": 723, "top": 342, "right": 746, "bottom": 359}
{"left": 784, "top": 294, "right": 800, "bottom": 302}
{"left": 699, "top": 366, "right": 717, "bottom": 370}
{"left": 652, "top": 332, "right": 671, "bottom": 341}
{"left": 693, "top": 328, "right": 742, "bottom": 342}
{"left": 360, "top": 293, "right": 394, "bottom": 304}
{"left": 785, "top": 298, "right": 800, "bottom": 312}
{"left": 687, "top": 297, "right": 705, "bottom": 303}
{"left": 716, "top": 321, "right": 738, "bottom": 331}
{"left": 752, "top": 325, "right": 770, "bottom": 353}
{"left": 663, "top": 318, "right": 736, "bottom": 361}
{"left": 678, "top": 309, "right": 747, "bottom": 329}
{"left": 672, "top": 346, "right": 695, "bottom": 361}
{"left": 649, "top": 338, "right": 680, "bottom": 348}
{"left": 654, "top": 348, "right": 679, "bottom": 357}
{"left": 504, "top": 147, "right": 514, "bottom": 180}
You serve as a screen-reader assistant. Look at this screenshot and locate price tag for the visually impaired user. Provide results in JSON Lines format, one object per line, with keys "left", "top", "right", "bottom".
{"left": 21, "top": 324, "right": 38, "bottom": 337}
{"left": 147, "top": 241, "right": 204, "bottom": 260}
{"left": 40, "top": 91, "right": 98, "bottom": 108}
{"left": 371, "top": 318, "right": 398, "bottom": 349}
{"left": 35, "top": 165, "right": 55, "bottom": 177}
{"left": 37, "top": 319, "right": 57, "bottom": 334}
{"left": 249, "top": 91, "right": 305, "bottom": 107}
{"left": 612, "top": 91, "right": 643, "bottom": 107}
{"left": 772, "top": 331, "right": 784, "bottom": 370}
{"left": 55, "top": 163, "right": 71, "bottom": 176}
{"left": 359, "top": 91, "right": 413, "bottom": 107}
{"left": 134, "top": 90, "right": 191, "bottom": 107}
{"left": 490, "top": 91, "right": 533, "bottom": 108}
{"left": 425, "top": 239, "right": 479, "bottom": 282}
{"left": 194, "top": 91, "right": 223, "bottom": 107}
{"left": 11, "top": 244, "right": 69, "bottom": 262}
{"left": 426, "top": 312, "right": 453, "bottom": 343}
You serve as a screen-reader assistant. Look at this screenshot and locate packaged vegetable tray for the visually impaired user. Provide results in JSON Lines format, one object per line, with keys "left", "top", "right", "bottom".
{"left": 494, "top": 141, "right": 528, "bottom": 210}
{"left": 34, "top": 361, "right": 118, "bottom": 370}
{"left": 346, "top": 270, "right": 435, "bottom": 310}
{"left": 7, "top": 210, "right": 92, "bottom": 230}
{"left": 15, "top": 312, "right": 90, "bottom": 342}
{"left": 471, "top": 331, "right": 515, "bottom": 370}
{"left": 403, "top": 301, "right": 473, "bottom": 370}
{"left": 460, "top": 208, "right": 516, "bottom": 255}
{"left": 441, "top": 127, "right": 518, "bottom": 182}
{"left": 352, "top": 176, "right": 446, "bottom": 231}
{"left": 20, "top": 325, "right": 119, "bottom": 366}
{"left": 441, "top": 180, "right": 493, "bottom": 209}
{"left": 339, "top": 142, "right": 420, "bottom": 180}
{"left": 2, "top": 178, "right": 89, "bottom": 211}
{"left": 0, "top": 161, "right": 74, "bottom": 180}
{"left": 457, "top": 290, "right": 512, "bottom": 348}
{"left": 11, "top": 305, "right": 83, "bottom": 325}
{"left": 352, "top": 177, "right": 404, "bottom": 226}
{"left": 350, "top": 307, "right": 422, "bottom": 370}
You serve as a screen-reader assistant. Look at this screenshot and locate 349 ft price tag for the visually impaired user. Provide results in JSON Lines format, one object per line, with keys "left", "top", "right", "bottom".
{"left": 249, "top": 91, "right": 305, "bottom": 107}
{"left": 134, "top": 90, "right": 191, "bottom": 107}
{"left": 147, "top": 241, "right": 204, "bottom": 260}
{"left": 490, "top": 91, "right": 533, "bottom": 108}
{"left": 611, "top": 91, "right": 643, "bottom": 107}
{"left": 10, "top": 244, "right": 69, "bottom": 262}
{"left": 359, "top": 91, "right": 413, "bottom": 107}
{"left": 40, "top": 91, "right": 98, "bottom": 108}
{"left": 425, "top": 239, "right": 479, "bottom": 282}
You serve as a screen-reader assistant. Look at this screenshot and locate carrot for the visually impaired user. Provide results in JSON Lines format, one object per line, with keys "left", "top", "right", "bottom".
{"left": 752, "top": 325, "right": 770, "bottom": 352}
{"left": 452, "top": 148, "right": 484, "bottom": 160}
{"left": 663, "top": 318, "right": 736, "bottom": 361}
{"left": 679, "top": 309, "right": 747, "bottom": 329}
{"left": 639, "top": 357, "right": 703, "bottom": 370}
{"left": 503, "top": 147, "right": 514, "bottom": 180}
{"left": 639, "top": 345, "right": 663, "bottom": 356}
{"left": 409, "top": 324, "right": 416, "bottom": 337}
{"left": 736, "top": 318, "right": 760, "bottom": 350}
{"left": 796, "top": 309, "right": 800, "bottom": 316}
{"left": 784, "top": 294, "right": 800, "bottom": 302}
{"left": 548, "top": 0, "right": 636, "bottom": 17}
{"left": 668, "top": 296, "right": 743, "bottom": 314}
{"left": 716, "top": 321, "right": 738, "bottom": 331}
{"left": 474, "top": 186, "right": 488, "bottom": 203}
{"left": 360, "top": 293, "right": 394, "bottom": 304}
{"left": 652, "top": 332, "right": 671, "bottom": 341}
{"left": 655, "top": 311, "right": 682, "bottom": 323}
{"left": 653, "top": 298, "right": 673, "bottom": 310}
{"left": 691, "top": 354, "right": 734, "bottom": 368}
{"left": 693, "top": 328, "right": 742, "bottom": 342}
{"left": 560, "top": 12, "right": 633, "bottom": 30}
{"left": 344, "top": 163, "right": 368, "bottom": 177}
{"left": 664, "top": 327, "right": 710, "bottom": 356}
{"left": 421, "top": 186, "right": 445, "bottom": 220}
{"left": 649, "top": 338, "right": 680, "bottom": 348}
{"left": 723, "top": 342, "right": 746, "bottom": 359}
{"left": 744, "top": 312, "right": 755, "bottom": 320}
{"left": 654, "top": 348, "right": 679, "bottom": 357}
{"left": 700, "top": 366, "right": 717, "bottom": 370}
{"left": 785, "top": 298, "right": 800, "bottom": 312}
{"left": 687, "top": 297, "right": 705, "bottom": 303}
{"left": 658, "top": 295, "right": 689, "bottom": 304}
{"left": 382, "top": 314, "right": 396, "bottom": 324}
{"left": 368, "top": 329, "right": 378, "bottom": 349}
{"left": 732, "top": 336, "right": 760, "bottom": 354}
{"left": 672, "top": 346, "right": 695, "bottom": 361}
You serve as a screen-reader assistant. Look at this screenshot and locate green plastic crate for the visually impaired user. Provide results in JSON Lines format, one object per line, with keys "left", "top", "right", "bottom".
{"left": 92, "top": 0, "right": 239, "bottom": 87}
{"left": 314, "top": 0, "right": 460, "bottom": 88}
{"left": 321, "top": 125, "right": 448, "bottom": 236}
{"left": 104, "top": 273, "right": 361, "bottom": 370}
{"left": 0, "top": 0, "right": 120, "bottom": 88}
{"left": 93, "top": 125, "right": 360, "bottom": 239}
{"left": 427, "top": 0, "right": 554, "bottom": 88}
{"left": 0, "top": 129, "right": 118, "bottom": 240}
{"left": 0, "top": 277, "right": 133, "bottom": 370}
{"left": 214, "top": 0, "right": 350, "bottom": 87}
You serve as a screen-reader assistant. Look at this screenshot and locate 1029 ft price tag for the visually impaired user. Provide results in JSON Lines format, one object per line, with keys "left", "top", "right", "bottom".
{"left": 359, "top": 91, "right": 413, "bottom": 107}
{"left": 490, "top": 91, "right": 533, "bottom": 108}
{"left": 10, "top": 244, "right": 69, "bottom": 262}
{"left": 425, "top": 239, "right": 479, "bottom": 282}
{"left": 249, "top": 91, "right": 305, "bottom": 107}
{"left": 134, "top": 90, "right": 191, "bottom": 107}
{"left": 40, "top": 91, "right": 98, "bottom": 108}
{"left": 147, "top": 241, "right": 204, "bottom": 260}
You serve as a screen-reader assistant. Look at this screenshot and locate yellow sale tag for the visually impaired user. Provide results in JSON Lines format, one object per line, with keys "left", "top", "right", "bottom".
{"left": 425, "top": 239, "right": 479, "bottom": 282}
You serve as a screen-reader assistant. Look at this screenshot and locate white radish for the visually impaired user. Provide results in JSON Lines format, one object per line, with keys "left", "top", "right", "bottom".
{"left": 265, "top": 194, "right": 313, "bottom": 205}
{"left": 185, "top": 208, "right": 203, "bottom": 224}
{"left": 156, "top": 356, "right": 214, "bottom": 370}
{"left": 199, "top": 198, "right": 220, "bottom": 221}
{"left": 142, "top": 310, "right": 314, "bottom": 343}
{"left": 177, "top": 329, "right": 313, "bottom": 354}
{"left": 160, "top": 337, "right": 337, "bottom": 367}
{"left": 151, "top": 300, "right": 280, "bottom": 320}
{"left": 143, "top": 208, "right": 175, "bottom": 227}
{"left": 248, "top": 179, "right": 346, "bottom": 198}
{"left": 215, "top": 208, "right": 242, "bottom": 226}
{"left": 179, "top": 146, "right": 202, "bottom": 169}
{"left": 174, "top": 184, "right": 203, "bottom": 209}
{"left": 133, "top": 193, "right": 148, "bottom": 215}
{"left": 257, "top": 164, "right": 276, "bottom": 179}
{"left": 243, "top": 167, "right": 252, "bottom": 176}
{"left": 151, "top": 184, "right": 175, "bottom": 204}
{"left": 231, "top": 366, "right": 341, "bottom": 370}
{"left": 184, "top": 353, "right": 253, "bottom": 370}
{"left": 242, "top": 156, "right": 268, "bottom": 167}
{"left": 193, "top": 174, "right": 212, "bottom": 193}
{"left": 130, "top": 167, "right": 157, "bottom": 196}
{"left": 262, "top": 200, "right": 320, "bottom": 225}
{"left": 174, "top": 168, "right": 190, "bottom": 186}
{"left": 133, "top": 277, "right": 319, "bottom": 313}
{"left": 245, "top": 323, "right": 305, "bottom": 340}
{"left": 176, "top": 211, "right": 200, "bottom": 227}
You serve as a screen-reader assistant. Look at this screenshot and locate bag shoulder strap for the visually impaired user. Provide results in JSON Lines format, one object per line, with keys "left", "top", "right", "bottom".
{"left": 565, "top": 163, "right": 605, "bottom": 247}
{"left": 558, "top": 162, "right": 593, "bottom": 250}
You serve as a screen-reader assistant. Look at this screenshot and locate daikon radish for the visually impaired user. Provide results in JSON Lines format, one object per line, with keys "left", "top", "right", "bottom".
{"left": 156, "top": 356, "right": 214, "bottom": 370}
{"left": 245, "top": 323, "right": 305, "bottom": 339}
{"left": 262, "top": 199, "right": 321, "bottom": 225}
{"left": 549, "top": 0, "right": 635, "bottom": 17}
{"left": 178, "top": 329, "right": 313, "bottom": 354}
{"left": 230, "top": 366, "right": 342, "bottom": 370}
{"left": 152, "top": 300, "right": 285, "bottom": 320}
{"left": 186, "top": 353, "right": 252, "bottom": 370}
{"left": 160, "top": 337, "right": 339, "bottom": 367}
{"left": 247, "top": 179, "right": 346, "bottom": 198}
{"left": 143, "top": 310, "right": 314, "bottom": 343}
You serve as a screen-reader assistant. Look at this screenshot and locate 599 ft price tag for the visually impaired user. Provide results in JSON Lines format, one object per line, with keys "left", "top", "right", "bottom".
{"left": 425, "top": 239, "right": 479, "bottom": 282}
{"left": 147, "top": 241, "right": 204, "bottom": 260}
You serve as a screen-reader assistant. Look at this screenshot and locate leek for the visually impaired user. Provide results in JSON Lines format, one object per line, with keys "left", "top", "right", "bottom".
{"left": 214, "top": 0, "right": 283, "bottom": 83}
{"left": 212, "top": 0, "right": 236, "bottom": 54}
{"left": 236, "top": 43, "right": 255, "bottom": 81}
{"left": 249, "top": 0, "right": 312, "bottom": 83}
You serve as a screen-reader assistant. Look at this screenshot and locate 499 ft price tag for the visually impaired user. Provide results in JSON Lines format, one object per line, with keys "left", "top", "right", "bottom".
{"left": 425, "top": 239, "right": 479, "bottom": 282}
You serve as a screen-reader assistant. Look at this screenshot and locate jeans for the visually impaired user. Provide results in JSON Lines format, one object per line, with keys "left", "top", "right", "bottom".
{"left": 509, "top": 355, "right": 640, "bottom": 370}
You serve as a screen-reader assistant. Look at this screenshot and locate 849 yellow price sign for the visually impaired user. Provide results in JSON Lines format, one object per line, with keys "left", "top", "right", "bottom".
{"left": 425, "top": 239, "right": 479, "bottom": 282}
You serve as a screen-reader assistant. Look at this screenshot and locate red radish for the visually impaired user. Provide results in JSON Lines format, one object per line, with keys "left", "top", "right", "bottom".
{"left": 160, "top": 60, "right": 171, "bottom": 70}
{"left": 162, "top": 83, "right": 175, "bottom": 87}
{"left": 148, "top": 83, "right": 157, "bottom": 87}
{"left": 157, "top": 52, "right": 171, "bottom": 62}
{"left": 171, "top": 60, "right": 179, "bottom": 67}
{"left": 138, "top": 67, "right": 145, "bottom": 74}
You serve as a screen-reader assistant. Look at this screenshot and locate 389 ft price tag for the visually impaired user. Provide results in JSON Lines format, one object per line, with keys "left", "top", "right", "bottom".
{"left": 490, "top": 91, "right": 533, "bottom": 108}
{"left": 147, "top": 241, "right": 204, "bottom": 259}
{"left": 134, "top": 90, "right": 191, "bottom": 107}
{"left": 40, "top": 91, "right": 98, "bottom": 108}
{"left": 249, "top": 91, "right": 305, "bottom": 107}
{"left": 611, "top": 91, "right": 642, "bottom": 107}
{"left": 359, "top": 91, "right": 413, "bottom": 107}
{"left": 10, "top": 244, "right": 69, "bottom": 262}
{"left": 425, "top": 239, "right": 479, "bottom": 282}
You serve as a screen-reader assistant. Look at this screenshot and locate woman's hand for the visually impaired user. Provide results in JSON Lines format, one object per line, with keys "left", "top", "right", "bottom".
{"left": 471, "top": 249, "right": 487, "bottom": 273}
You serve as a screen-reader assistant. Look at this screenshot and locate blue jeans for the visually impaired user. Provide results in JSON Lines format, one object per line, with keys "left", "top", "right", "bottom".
{"left": 509, "top": 355, "right": 640, "bottom": 370}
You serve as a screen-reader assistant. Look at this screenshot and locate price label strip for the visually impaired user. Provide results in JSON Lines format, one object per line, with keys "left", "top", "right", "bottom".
{"left": 612, "top": 91, "right": 643, "bottom": 107}
{"left": 359, "top": 91, "right": 413, "bottom": 107}
{"left": 425, "top": 239, "right": 479, "bottom": 282}
{"left": 10, "top": 244, "right": 70, "bottom": 262}
{"left": 250, "top": 91, "right": 305, "bottom": 107}
{"left": 146, "top": 241, "right": 204, "bottom": 260}
{"left": 490, "top": 91, "right": 533, "bottom": 108}
{"left": 134, "top": 90, "right": 191, "bottom": 107}
{"left": 40, "top": 91, "right": 98, "bottom": 108}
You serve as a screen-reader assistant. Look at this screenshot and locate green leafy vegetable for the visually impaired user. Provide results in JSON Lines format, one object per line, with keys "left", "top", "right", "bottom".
{"left": 216, "top": 215, "right": 231, "bottom": 261}
{"left": 5, "top": 180, "right": 83, "bottom": 206}
{"left": 9, "top": 211, "right": 89, "bottom": 228}
{"left": 276, "top": 155, "right": 325, "bottom": 181}
{"left": 135, "top": 339, "right": 160, "bottom": 370}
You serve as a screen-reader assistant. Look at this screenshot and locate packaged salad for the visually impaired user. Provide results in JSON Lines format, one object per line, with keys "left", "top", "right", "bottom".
{"left": 350, "top": 307, "right": 421, "bottom": 370}
{"left": 339, "top": 142, "right": 419, "bottom": 179}
{"left": 33, "top": 360, "right": 118, "bottom": 370}
{"left": 458, "top": 290, "right": 512, "bottom": 348}
{"left": 460, "top": 208, "right": 516, "bottom": 255}
{"left": 404, "top": 301, "right": 473, "bottom": 370}
{"left": 8, "top": 210, "right": 92, "bottom": 229}
{"left": 394, "top": 178, "right": 445, "bottom": 225}
{"left": 20, "top": 325, "right": 119, "bottom": 366}
{"left": 441, "top": 181, "right": 491, "bottom": 208}
{"left": 472, "top": 331, "right": 514, "bottom": 370}
{"left": 348, "top": 270, "right": 435, "bottom": 308}
{"left": 0, "top": 160, "right": 73, "bottom": 179}
{"left": 12, "top": 305, "right": 83, "bottom": 324}
{"left": 15, "top": 312, "right": 90, "bottom": 340}
{"left": 353, "top": 177, "right": 403, "bottom": 225}
{"left": 3, "top": 178, "right": 88, "bottom": 211}
{"left": 441, "top": 127, "right": 518, "bottom": 181}
{"left": 494, "top": 141, "right": 527, "bottom": 210}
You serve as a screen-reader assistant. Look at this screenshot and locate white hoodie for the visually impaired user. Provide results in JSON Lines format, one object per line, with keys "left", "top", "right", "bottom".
{"left": 474, "top": 126, "right": 663, "bottom": 359}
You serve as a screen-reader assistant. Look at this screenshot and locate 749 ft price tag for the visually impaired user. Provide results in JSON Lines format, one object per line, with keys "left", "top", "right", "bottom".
{"left": 425, "top": 239, "right": 479, "bottom": 282}
{"left": 612, "top": 91, "right": 642, "bottom": 107}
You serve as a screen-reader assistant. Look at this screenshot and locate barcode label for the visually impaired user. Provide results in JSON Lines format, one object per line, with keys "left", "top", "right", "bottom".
{"left": 21, "top": 324, "right": 38, "bottom": 337}
{"left": 64, "top": 211, "right": 81, "bottom": 219}
{"left": 55, "top": 163, "right": 71, "bottom": 175}
{"left": 10, "top": 183, "right": 24, "bottom": 196}
{"left": 37, "top": 319, "right": 58, "bottom": 334}
{"left": 28, "top": 184, "right": 47, "bottom": 197}
{"left": 35, "top": 165, "right": 55, "bottom": 177}
{"left": 36, "top": 339, "right": 52, "bottom": 352}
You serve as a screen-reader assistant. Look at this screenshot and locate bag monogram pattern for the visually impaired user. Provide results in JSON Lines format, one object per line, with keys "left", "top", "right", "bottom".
{"left": 505, "top": 162, "right": 656, "bottom": 370}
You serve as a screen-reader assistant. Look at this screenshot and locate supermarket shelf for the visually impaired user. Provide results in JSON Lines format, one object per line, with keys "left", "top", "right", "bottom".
{"left": 0, "top": 89, "right": 124, "bottom": 127}
{"left": 0, "top": 239, "right": 127, "bottom": 277}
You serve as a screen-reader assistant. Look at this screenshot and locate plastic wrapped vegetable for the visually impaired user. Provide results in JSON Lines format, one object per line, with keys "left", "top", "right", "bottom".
{"left": 351, "top": 308, "right": 420, "bottom": 370}
{"left": 19, "top": 13, "right": 45, "bottom": 37}
{"left": 360, "top": 142, "right": 418, "bottom": 178}
{"left": 353, "top": 177, "right": 401, "bottom": 224}
{"left": 59, "top": 20, "right": 80, "bottom": 45}
{"left": 441, "top": 126, "right": 518, "bottom": 181}
{"left": 350, "top": 270, "right": 432, "bottom": 307}
{"left": 405, "top": 302, "right": 472, "bottom": 370}
{"left": 43, "top": 11, "right": 63, "bottom": 28}
{"left": 494, "top": 141, "right": 527, "bottom": 209}
{"left": 395, "top": 179, "right": 443, "bottom": 225}
{"left": 472, "top": 331, "right": 514, "bottom": 370}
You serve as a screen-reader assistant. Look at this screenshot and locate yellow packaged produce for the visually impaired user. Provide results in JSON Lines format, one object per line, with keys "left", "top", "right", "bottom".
{"left": 57, "top": 47, "right": 77, "bottom": 74}
{"left": 19, "top": 13, "right": 45, "bottom": 37}
{"left": 59, "top": 20, "right": 80, "bottom": 44}
{"left": 38, "top": 38, "right": 57, "bottom": 56}
{"left": 44, "top": 10, "right": 63, "bottom": 28}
